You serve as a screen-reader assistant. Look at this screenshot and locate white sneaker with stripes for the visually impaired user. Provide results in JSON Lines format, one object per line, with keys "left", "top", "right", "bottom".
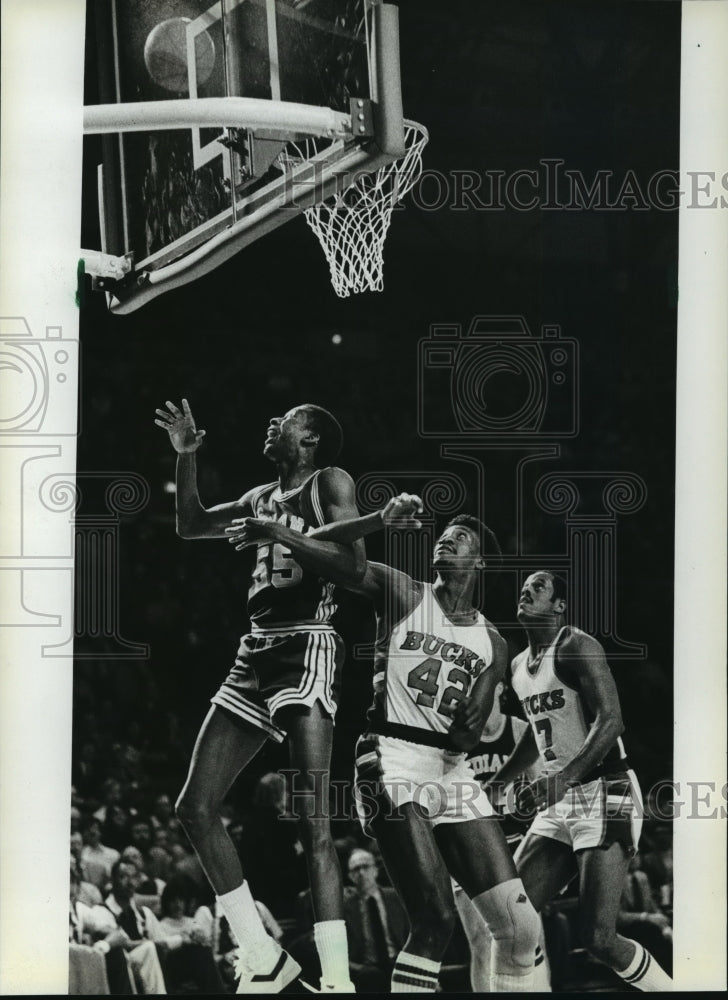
{"left": 235, "top": 948, "right": 301, "bottom": 994}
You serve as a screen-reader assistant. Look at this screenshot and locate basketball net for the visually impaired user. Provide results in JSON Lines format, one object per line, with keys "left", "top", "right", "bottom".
{"left": 278, "top": 120, "right": 428, "bottom": 297}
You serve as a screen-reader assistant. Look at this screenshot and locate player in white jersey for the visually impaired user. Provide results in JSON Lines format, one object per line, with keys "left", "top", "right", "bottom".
{"left": 453, "top": 682, "right": 552, "bottom": 991}
{"left": 491, "top": 570, "right": 672, "bottom": 992}
{"left": 155, "top": 399, "right": 364, "bottom": 994}
{"left": 230, "top": 496, "right": 541, "bottom": 993}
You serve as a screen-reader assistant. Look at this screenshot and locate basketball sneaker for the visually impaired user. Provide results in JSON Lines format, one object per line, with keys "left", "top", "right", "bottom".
{"left": 234, "top": 947, "right": 301, "bottom": 994}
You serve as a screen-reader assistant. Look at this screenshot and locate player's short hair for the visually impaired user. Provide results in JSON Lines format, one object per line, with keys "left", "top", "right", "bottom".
{"left": 444, "top": 514, "right": 502, "bottom": 561}
{"left": 533, "top": 570, "right": 568, "bottom": 604}
{"left": 299, "top": 405, "right": 343, "bottom": 467}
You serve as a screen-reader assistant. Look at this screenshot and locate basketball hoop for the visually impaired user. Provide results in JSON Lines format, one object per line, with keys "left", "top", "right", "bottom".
{"left": 278, "top": 120, "right": 428, "bottom": 297}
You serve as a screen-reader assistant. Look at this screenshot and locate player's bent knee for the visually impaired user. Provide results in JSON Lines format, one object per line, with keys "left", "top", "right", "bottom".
{"left": 507, "top": 893, "right": 541, "bottom": 968}
{"left": 175, "top": 790, "right": 217, "bottom": 838}
{"left": 473, "top": 878, "right": 540, "bottom": 970}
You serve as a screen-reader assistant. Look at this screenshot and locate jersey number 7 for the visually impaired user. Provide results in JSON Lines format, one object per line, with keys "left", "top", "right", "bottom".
{"left": 534, "top": 718, "right": 557, "bottom": 762}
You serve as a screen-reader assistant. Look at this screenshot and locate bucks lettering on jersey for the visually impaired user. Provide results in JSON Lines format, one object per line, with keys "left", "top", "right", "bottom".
{"left": 511, "top": 625, "right": 626, "bottom": 774}
{"left": 369, "top": 584, "right": 494, "bottom": 735}
{"left": 246, "top": 471, "right": 336, "bottom": 628}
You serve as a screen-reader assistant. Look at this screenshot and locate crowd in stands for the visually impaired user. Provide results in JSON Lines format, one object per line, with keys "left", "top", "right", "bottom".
{"left": 69, "top": 743, "right": 674, "bottom": 994}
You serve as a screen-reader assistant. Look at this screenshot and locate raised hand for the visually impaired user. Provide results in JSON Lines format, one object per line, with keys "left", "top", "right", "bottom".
{"left": 517, "top": 771, "right": 571, "bottom": 814}
{"left": 154, "top": 398, "right": 206, "bottom": 453}
{"left": 381, "top": 492, "right": 424, "bottom": 528}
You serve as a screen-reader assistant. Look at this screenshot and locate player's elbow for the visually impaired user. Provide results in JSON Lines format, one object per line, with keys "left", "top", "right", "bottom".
{"left": 334, "top": 544, "right": 366, "bottom": 585}
{"left": 176, "top": 511, "right": 205, "bottom": 539}
{"left": 176, "top": 518, "right": 196, "bottom": 539}
{"left": 352, "top": 545, "right": 367, "bottom": 582}
{"left": 601, "top": 712, "right": 624, "bottom": 743}
{"left": 611, "top": 706, "right": 625, "bottom": 737}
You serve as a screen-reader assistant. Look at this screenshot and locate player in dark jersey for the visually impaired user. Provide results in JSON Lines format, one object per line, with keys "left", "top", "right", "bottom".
{"left": 228, "top": 494, "right": 541, "bottom": 993}
{"left": 155, "top": 399, "right": 364, "bottom": 994}
{"left": 491, "top": 570, "right": 672, "bottom": 992}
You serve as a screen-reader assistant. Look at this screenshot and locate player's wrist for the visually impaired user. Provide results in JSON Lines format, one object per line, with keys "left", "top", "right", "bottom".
{"left": 267, "top": 521, "right": 288, "bottom": 542}
{"left": 557, "top": 765, "right": 580, "bottom": 787}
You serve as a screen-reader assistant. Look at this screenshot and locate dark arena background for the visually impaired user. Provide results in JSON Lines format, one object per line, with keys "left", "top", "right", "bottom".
{"left": 74, "top": 0, "right": 679, "bottom": 991}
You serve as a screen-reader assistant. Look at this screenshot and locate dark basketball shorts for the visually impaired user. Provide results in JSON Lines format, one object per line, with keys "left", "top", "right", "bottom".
{"left": 211, "top": 624, "right": 344, "bottom": 742}
{"left": 514, "top": 770, "right": 644, "bottom": 858}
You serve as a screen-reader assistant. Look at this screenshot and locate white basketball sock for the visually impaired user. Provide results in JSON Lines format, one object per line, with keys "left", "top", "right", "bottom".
{"left": 391, "top": 951, "right": 440, "bottom": 992}
{"left": 617, "top": 940, "right": 672, "bottom": 991}
{"left": 534, "top": 943, "right": 552, "bottom": 991}
{"left": 314, "top": 919, "right": 351, "bottom": 988}
{"left": 217, "top": 881, "right": 278, "bottom": 968}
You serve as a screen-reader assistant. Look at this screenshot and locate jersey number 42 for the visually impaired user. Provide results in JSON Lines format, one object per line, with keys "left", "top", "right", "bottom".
{"left": 407, "top": 657, "right": 471, "bottom": 718}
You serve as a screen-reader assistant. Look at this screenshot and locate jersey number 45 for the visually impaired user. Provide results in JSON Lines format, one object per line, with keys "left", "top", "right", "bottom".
{"left": 249, "top": 543, "right": 303, "bottom": 597}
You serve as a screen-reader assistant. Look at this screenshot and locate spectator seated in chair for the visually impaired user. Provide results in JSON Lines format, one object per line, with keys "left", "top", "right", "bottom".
{"left": 343, "top": 848, "right": 409, "bottom": 994}
{"left": 68, "top": 857, "right": 134, "bottom": 995}
{"left": 154, "top": 876, "right": 226, "bottom": 993}
{"left": 121, "top": 845, "right": 166, "bottom": 898}
{"left": 80, "top": 817, "right": 120, "bottom": 892}
{"left": 71, "top": 832, "right": 103, "bottom": 907}
{"left": 101, "top": 859, "right": 169, "bottom": 993}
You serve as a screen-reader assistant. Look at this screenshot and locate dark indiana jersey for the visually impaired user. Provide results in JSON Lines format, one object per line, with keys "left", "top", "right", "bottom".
{"left": 467, "top": 713, "right": 531, "bottom": 848}
{"left": 245, "top": 471, "right": 337, "bottom": 629}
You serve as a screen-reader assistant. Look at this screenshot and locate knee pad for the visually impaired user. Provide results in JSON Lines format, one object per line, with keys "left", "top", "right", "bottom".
{"left": 472, "top": 878, "right": 541, "bottom": 970}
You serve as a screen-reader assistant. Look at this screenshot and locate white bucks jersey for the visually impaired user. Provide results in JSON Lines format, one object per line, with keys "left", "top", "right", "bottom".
{"left": 511, "top": 625, "right": 626, "bottom": 774}
{"left": 368, "top": 583, "right": 495, "bottom": 742}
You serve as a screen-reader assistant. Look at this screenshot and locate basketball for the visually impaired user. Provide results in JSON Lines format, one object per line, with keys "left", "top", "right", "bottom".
{"left": 144, "top": 17, "right": 216, "bottom": 93}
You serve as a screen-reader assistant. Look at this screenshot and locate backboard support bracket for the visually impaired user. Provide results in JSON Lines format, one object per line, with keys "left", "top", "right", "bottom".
{"left": 83, "top": 2, "right": 409, "bottom": 311}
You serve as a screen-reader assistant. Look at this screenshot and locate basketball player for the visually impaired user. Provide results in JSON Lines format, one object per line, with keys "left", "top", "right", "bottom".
{"left": 453, "top": 682, "right": 552, "bottom": 992}
{"left": 155, "top": 399, "right": 364, "bottom": 994}
{"left": 228, "top": 495, "right": 541, "bottom": 993}
{"left": 491, "top": 570, "right": 672, "bottom": 991}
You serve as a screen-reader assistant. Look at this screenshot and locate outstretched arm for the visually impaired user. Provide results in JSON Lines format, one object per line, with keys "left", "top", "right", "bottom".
{"left": 225, "top": 489, "right": 423, "bottom": 589}
{"left": 307, "top": 492, "right": 423, "bottom": 545}
{"left": 155, "top": 399, "right": 249, "bottom": 538}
